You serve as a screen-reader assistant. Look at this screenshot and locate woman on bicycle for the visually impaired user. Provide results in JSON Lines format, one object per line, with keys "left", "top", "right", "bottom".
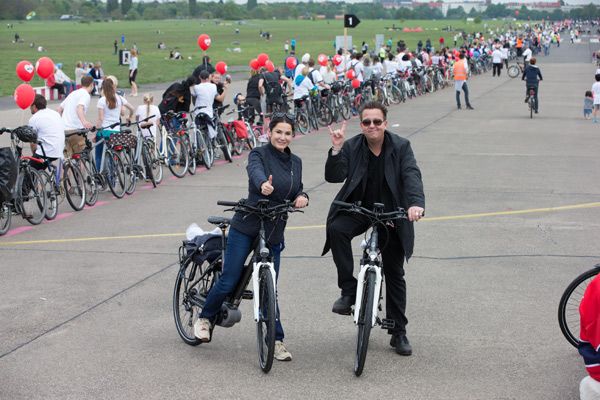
{"left": 195, "top": 114, "right": 309, "bottom": 361}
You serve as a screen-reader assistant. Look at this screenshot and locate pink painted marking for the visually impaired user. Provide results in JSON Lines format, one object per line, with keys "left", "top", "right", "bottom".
{"left": 3, "top": 225, "right": 35, "bottom": 237}
{"left": 84, "top": 201, "right": 109, "bottom": 210}
{"left": 47, "top": 213, "right": 75, "bottom": 222}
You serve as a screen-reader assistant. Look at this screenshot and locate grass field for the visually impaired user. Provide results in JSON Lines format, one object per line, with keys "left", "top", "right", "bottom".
{"left": 0, "top": 18, "right": 503, "bottom": 98}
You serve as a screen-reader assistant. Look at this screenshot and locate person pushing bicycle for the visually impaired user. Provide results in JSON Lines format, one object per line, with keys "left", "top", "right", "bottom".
{"left": 323, "top": 100, "right": 425, "bottom": 357}
{"left": 194, "top": 114, "right": 308, "bottom": 361}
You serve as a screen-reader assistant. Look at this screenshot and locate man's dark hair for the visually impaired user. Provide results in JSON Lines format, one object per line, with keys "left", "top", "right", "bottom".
{"left": 199, "top": 70, "right": 210, "bottom": 80}
{"left": 202, "top": 55, "right": 210, "bottom": 64}
{"left": 81, "top": 75, "right": 93, "bottom": 88}
{"left": 307, "top": 59, "right": 316, "bottom": 67}
{"left": 32, "top": 94, "right": 46, "bottom": 110}
{"left": 359, "top": 100, "right": 387, "bottom": 121}
{"left": 596, "top": 74, "right": 600, "bottom": 82}
{"left": 402, "top": 54, "right": 410, "bottom": 61}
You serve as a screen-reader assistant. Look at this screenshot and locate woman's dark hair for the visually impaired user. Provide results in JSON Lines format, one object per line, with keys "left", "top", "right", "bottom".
{"left": 268, "top": 115, "right": 295, "bottom": 137}
{"left": 586, "top": 90, "right": 593, "bottom": 97}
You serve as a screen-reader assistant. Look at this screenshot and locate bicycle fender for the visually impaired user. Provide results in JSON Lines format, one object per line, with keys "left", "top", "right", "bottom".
{"left": 252, "top": 261, "right": 277, "bottom": 323}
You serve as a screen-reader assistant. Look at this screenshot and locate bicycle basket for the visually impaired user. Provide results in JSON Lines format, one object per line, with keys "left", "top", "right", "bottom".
{"left": 14, "top": 126, "right": 37, "bottom": 143}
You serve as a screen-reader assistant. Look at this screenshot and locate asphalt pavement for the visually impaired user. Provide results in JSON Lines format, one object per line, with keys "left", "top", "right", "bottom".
{"left": 1, "top": 36, "right": 600, "bottom": 399}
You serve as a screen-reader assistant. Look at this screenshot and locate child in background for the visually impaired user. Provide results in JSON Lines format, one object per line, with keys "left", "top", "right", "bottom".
{"left": 584, "top": 91, "right": 593, "bottom": 120}
{"left": 135, "top": 93, "right": 160, "bottom": 139}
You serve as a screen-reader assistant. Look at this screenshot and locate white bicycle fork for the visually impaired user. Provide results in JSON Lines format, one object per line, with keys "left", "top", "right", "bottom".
{"left": 251, "top": 261, "right": 277, "bottom": 322}
{"left": 353, "top": 260, "right": 383, "bottom": 328}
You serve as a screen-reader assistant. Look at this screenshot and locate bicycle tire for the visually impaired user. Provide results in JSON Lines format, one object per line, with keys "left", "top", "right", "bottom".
{"left": 230, "top": 126, "right": 245, "bottom": 155}
{"left": 246, "top": 125, "right": 257, "bottom": 149}
{"left": 167, "top": 135, "right": 189, "bottom": 178}
{"left": 390, "top": 87, "right": 402, "bottom": 105}
{"left": 106, "top": 150, "right": 127, "bottom": 199}
{"left": 530, "top": 98, "right": 533, "bottom": 119}
{"left": 341, "top": 97, "right": 352, "bottom": 120}
{"left": 0, "top": 201, "right": 11, "bottom": 235}
{"left": 558, "top": 267, "right": 600, "bottom": 348}
{"left": 296, "top": 112, "right": 309, "bottom": 135}
{"left": 39, "top": 170, "right": 58, "bottom": 221}
{"left": 81, "top": 158, "right": 99, "bottom": 206}
{"left": 217, "top": 126, "right": 232, "bottom": 163}
{"left": 317, "top": 102, "right": 333, "bottom": 127}
{"left": 142, "top": 143, "right": 156, "bottom": 188}
{"left": 173, "top": 257, "right": 221, "bottom": 346}
{"left": 64, "top": 163, "right": 86, "bottom": 211}
{"left": 184, "top": 135, "right": 196, "bottom": 176}
{"left": 423, "top": 75, "right": 433, "bottom": 93}
{"left": 19, "top": 168, "right": 47, "bottom": 225}
{"left": 257, "top": 267, "right": 276, "bottom": 373}
{"left": 149, "top": 140, "right": 163, "bottom": 184}
{"left": 198, "top": 129, "right": 213, "bottom": 169}
{"left": 122, "top": 149, "right": 137, "bottom": 196}
{"left": 355, "top": 270, "right": 375, "bottom": 377}
{"left": 507, "top": 65, "right": 520, "bottom": 78}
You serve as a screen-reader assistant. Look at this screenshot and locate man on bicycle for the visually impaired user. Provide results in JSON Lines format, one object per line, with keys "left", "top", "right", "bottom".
{"left": 28, "top": 94, "right": 65, "bottom": 170}
{"left": 522, "top": 57, "right": 542, "bottom": 114}
{"left": 324, "top": 100, "right": 425, "bottom": 357}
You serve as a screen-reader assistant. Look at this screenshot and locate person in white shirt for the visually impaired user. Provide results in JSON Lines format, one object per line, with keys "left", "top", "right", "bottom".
{"left": 129, "top": 49, "right": 138, "bottom": 97}
{"left": 398, "top": 54, "right": 413, "bottom": 74}
{"left": 351, "top": 53, "right": 365, "bottom": 84}
{"left": 320, "top": 61, "right": 337, "bottom": 85}
{"left": 96, "top": 79, "right": 135, "bottom": 171}
{"left": 28, "top": 94, "right": 65, "bottom": 169}
{"left": 307, "top": 59, "right": 330, "bottom": 91}
{"left": 56, "top": 75, "right": 94, "bottom": 156}
{"left": 383, "top": 53, "right": 399, "bottom": 76}
{"left": 136, "top": 93, "right": 161, "bottom": 139}
{"left": 293, "top": 67, "right": 317, "bottom": 103}
{"left": 522, "top": 46, "right": 533, "bottom": 67}
{"left": 334, "top": 49, "right": 346, "bottom": 80}
{"left": 591, "top": 75, "right": 600, "bottom": 123}
{"left": 193, "top": 70, "right": 228, "bottom": 139}
{"left": 371, "top": 56, "right": 383, "bottom": 79}
{"left": 491, "top": 47, "right": 503, "bottom": 77}
{"left": 74, "top": 61, "right": 90, "bottom": 86}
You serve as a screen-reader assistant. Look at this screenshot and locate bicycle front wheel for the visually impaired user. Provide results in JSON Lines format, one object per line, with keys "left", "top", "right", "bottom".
{"left": 257, "top": 267, "right": 276, "bottom": 373}
{"left": 106, "top": 150, "right": 127, "bottom": 199}
{"left": 20, "top": 168, "right": 47, "bottom": 225}
{"left": 142, "top": 143, "right": 156, "bottom": 188}
{"left": 558, "top": 267, "right": 600, "bottom": 347}
{"left": 173, "top": 257, "right": 221, "bottom": 346}
{"left": 507, "top": 65, "right": 520, "bottom": 78}
{"left": 81, "top": 158, "right": 99, "bottom": 206}
{"left": 0, "top": 201, "right": 11, "bottom": 235}
{"left": 355, "top": 270, "right": 375, "bottom": 377}
{"left": 167, "top": 135, "right": 189, "bottom": 178}
{"left": 296, "top": 113, "right": 309, "bottom": 135}
{"left": 39, "top": 171, "right": 58, "bottom": 221}
{"left": 64, "top": 164, "right": 86, "bottom": 211}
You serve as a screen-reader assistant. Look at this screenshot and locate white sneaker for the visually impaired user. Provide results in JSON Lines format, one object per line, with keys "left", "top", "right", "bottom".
{"left": 194, "top": 318, "right": 211, "bottom": 342}
{"left": 274, "top": 340, "right": 292, "bottom": 361}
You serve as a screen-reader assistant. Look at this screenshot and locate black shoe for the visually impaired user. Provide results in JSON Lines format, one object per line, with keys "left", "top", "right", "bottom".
{"left": 332, "top": 295, "right": 355, "bottom": 315}
{"left": 390, "top": 334, "right": 412, "bottom": 356}
{"left": 466, "top": 106, "right": 474, "bottom": 110}
{"left": 457, "top": 106, "right": 461, "bottom": 109}
{"left": 535, "top": 110, "right": 538, "bottom": 114}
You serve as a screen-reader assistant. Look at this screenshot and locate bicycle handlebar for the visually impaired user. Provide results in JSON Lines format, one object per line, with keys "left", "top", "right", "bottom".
{"left": 332, "top": 200, "right": 410, "bottom": 220}
{"left": 218, "top": 198, "right": 301, "bottom": 217}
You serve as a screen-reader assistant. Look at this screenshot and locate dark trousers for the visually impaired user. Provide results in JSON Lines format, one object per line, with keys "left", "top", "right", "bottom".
{"left": 455, "top": 81, "right": 471, "bottom": 108}
{"left": 329, "top": 212, "right": 408, "bottom": 334}
{"left": 245, "top": 97, "right": 262, "bottom": 124}
{"left": 493, "top": 63, "right": 502, "bottom": 76}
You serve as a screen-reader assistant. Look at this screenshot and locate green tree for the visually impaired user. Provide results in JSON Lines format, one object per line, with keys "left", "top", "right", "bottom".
{"left": 474, "top": 16, "right": 482, "bottom": 24}
{"left": 106, "top": 0, "right": 118, "bottom": 14}
{"left": 189, "top": 0, "right": 198, "bottom": 17}
{"left": 446, "top": 6, "right": 466, "bottom": 19}
{"left": 247, "top": 0, "right": 257, "bottom": 12}
{"left": 122, "top": 0, "right": 132, "bottom": 15}
{"left": 125, "top": 8, "right": 139, "bottom": 20}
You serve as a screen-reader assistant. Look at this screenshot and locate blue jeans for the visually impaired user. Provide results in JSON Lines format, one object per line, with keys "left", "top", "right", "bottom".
{"left": 62, "top": 81, "right": 76, "bottom": 95}
{"left": 456, "top": 82, "right": 471, "bottom": 108}
{"left": 200, "top": 227, "right": 285, "bottom": 341}
{"left": 95, "top": 130, "right": 115, "bottom": 172}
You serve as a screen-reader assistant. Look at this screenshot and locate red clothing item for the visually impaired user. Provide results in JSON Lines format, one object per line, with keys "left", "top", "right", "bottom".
{"left": 580, "top": 274, "right": 600, "bottom": 381}
{"left": 46, "top": 73, "right": 57, "bottom": 87}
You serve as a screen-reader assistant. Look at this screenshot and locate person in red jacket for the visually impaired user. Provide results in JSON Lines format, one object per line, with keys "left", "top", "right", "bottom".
{"left": 579, "top": 274, "right": 600, "bottom": 399}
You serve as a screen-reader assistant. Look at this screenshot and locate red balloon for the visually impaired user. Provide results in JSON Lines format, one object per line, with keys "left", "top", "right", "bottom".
{"left": 197, "top": 34, "right": 211, "bottom": 51}
{"left": 318, "top": 54, "right": 328, "bottom": 66}
{"left": 285, "top": 57, "right": 297, "bottom": 69}
{"left": 333, "top": 55, "right": 343, "bottom": 66}
{"left": 265, "top": 60, "right": 274, "bottom": 72}
{"left": 35, "top": 57, "right": 54, "bottom": 80}
{"left": 249, "top": 59, "right": 259, "bottom": 70}
{"left": 347, "top": 70, "right": 356, "bottom": 80}
{"left": 257, "top": 53, "right": 269, "bottom": 67}
{"left": 351, "top": 78, "right": 360, "bottom": 89}
{"left": 515, "top": 10, "right": 519, "bottom": 15}
{"left": 14, "top": 83, "right": 35, "bottom": 110}
{"left": 16, "top": 60, "right": 35, "bottom": 82}
{"left": 215, "top": 61, "right": 227, "bottom": 75}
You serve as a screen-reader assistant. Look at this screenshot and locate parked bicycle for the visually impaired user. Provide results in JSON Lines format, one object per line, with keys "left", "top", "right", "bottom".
{"left": 173, "top": 198, "right": 301, "bottom": 373}
{"left": 558, "top": 264, "right": 600, "bottom": 347}
{"left": 331, "top": 200, "right": 409, "bottom": 376}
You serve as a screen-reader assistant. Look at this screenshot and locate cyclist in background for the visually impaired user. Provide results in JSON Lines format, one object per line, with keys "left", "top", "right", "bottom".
{"left": 194, "top": 114, "right": 308, "bottom": 361}
{"left": 522, "top": 57, "right": 543, "bottom": 114}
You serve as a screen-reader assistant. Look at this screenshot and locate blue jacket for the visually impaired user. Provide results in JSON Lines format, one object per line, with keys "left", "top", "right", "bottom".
{"left": 231, "top": 142, "right": 305, "bottom": 245}
{"left": 522, "top": 65, "right": 542, "bottom": 86}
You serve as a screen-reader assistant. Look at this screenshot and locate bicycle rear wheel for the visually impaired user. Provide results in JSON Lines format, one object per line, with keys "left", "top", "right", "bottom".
{"left": 148, "top": 141, "right": 163, "bottom": 184}
{"left": 167, "top": 135, "right": 189, "bottom": 178}
{"left": 142, "top": 143, "right": 156, "bottom": 188}
{"left": 173, "top": 257, "right": 221, "bottom": 346}
{"left": 0, "top": 201, "right": 10, "bottom": 235}
{"left": 122, "top": 149, "right": 137, "bottom": 196}
{"left": 40, "top": 171, "right": 58, "bottom": 221}
{"left": 355, "top": 270, "right": 375, "bottom": 377}
{"left": 217, "top": 126, "right": 232, "bottom": 163}
{"left": 81, "top": 157, "right": 99, "bottom": 207}
{"left": 507, "top": 65, "right": 520, "bottom": 78}
{"left": 183, "top": 134, "right": 196, "bottom": 176}
{"left": 529, "top": 97, "right": 534, "bottom": 119}
{"left": 296, "top": 112, "right": 309, "bottom": 135}
{"left": 558, "top": 266, "right": 600, "bottom": 348}
{"left": 20, "top": 168, "right": 47, "bottom": 225}
{"left": 257, "top": 267, "right": 276, "bottom": 373}
{"left": 106, "top": 150, "right": 127, "bottom": 199}
{"left": 64, "top": 164, "right": 86, "bottom": 211}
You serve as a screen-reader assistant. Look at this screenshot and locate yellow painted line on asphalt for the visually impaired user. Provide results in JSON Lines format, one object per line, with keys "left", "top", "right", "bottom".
{"left": 1, "top": 202, "right": 599, "bottom": 246}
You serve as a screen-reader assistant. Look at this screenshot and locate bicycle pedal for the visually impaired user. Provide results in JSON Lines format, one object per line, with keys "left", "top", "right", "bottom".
{"left": 380, "top": 318, "right": 396, "bottom": 330}
{"left": 242, "top": 290, "right": 253, "bottom": 300}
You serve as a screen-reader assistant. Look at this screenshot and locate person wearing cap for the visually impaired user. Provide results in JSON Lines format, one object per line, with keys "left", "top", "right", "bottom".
{"left": 55, "top": 63, "right": 76, "bottom": 95}
{"left": 193, "top": 69, "right": 228, "bottom": 145}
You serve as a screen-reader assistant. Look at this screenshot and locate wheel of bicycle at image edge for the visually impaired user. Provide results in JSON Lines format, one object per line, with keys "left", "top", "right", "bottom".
{"left": 507, "top": 65, "right": 520, "bottom": 78}
{"left": 558, "top": 266, "right": 600, "bottom": 348}
{"left": 64, "top": 163, "right": 86, "bottom": 211}
{"left": 39, "top": 171, "right": 58, "bottom": 221}
{"left": 0, "top": 201, "right": 10, "bottom": 235}
{"left": 355, "top": 269, "right": 376, "bottom": 377}
{"left": 18, "top": 168, "right": 47, "bottom": 225}
{"left": 168, "top": 135, "right": 189, "bottom": 178}
{"left": 173, "top": 256, "right": 221, "bottom": 346}
{"left": 257, "top": 267, "right": 277, "bottom": 373}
